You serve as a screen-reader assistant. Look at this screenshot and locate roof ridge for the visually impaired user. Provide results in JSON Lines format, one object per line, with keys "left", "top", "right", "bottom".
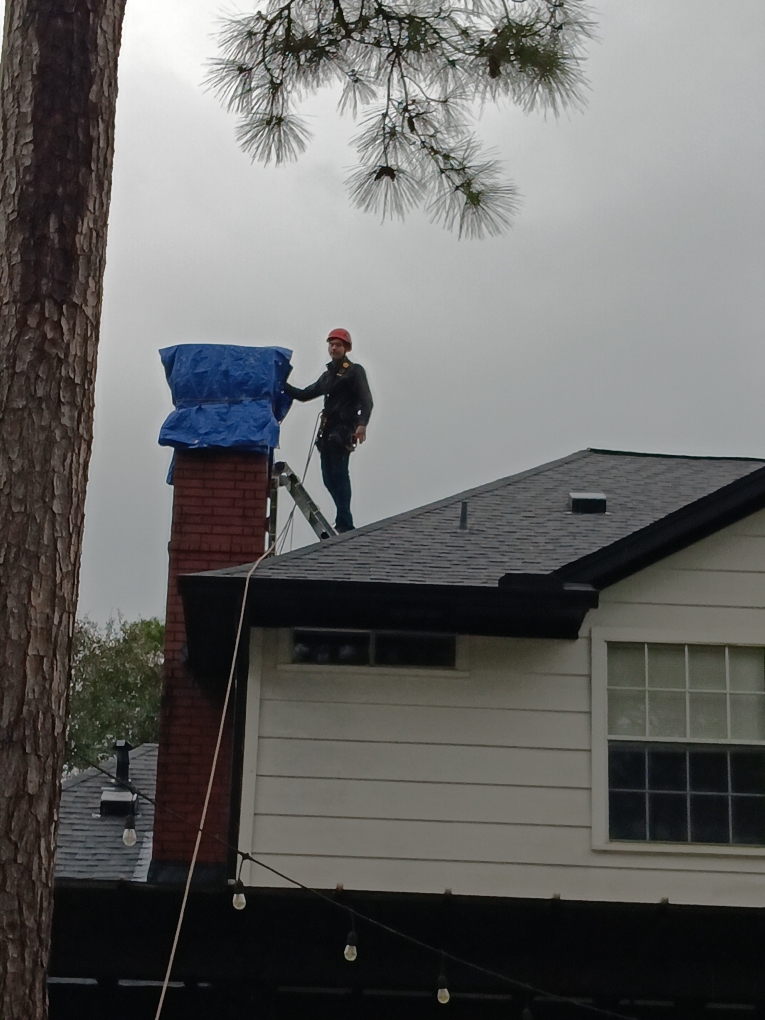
{"left": 130, "top": 742, "right": 157, "bottom": 755}
{"left": 260, "top": 448, "right": 594, "bottom": 569}
{"left": 587, "top": 447, "right": 765, "bottom": 463}
{"left": 61, "top": 742, "right": 157, "bottom": 788}
{"left": 62, "top": 757, "right": 115, "bottom": 789}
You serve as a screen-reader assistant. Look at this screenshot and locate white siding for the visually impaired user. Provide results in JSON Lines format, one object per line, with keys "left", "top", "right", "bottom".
{"left": 257, "top": 738, "right": 589, "bottom": 787}
{"left": 238, "top": 507, "right": 765, "bottom": 906}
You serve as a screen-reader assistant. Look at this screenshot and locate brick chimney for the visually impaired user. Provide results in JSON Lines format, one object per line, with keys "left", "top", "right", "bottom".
{"left": 148, "top": 344, "right": 289, "bottom": 882}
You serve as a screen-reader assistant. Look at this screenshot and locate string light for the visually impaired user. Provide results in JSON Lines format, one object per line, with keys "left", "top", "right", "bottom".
{"left": 232, "top": 879, "right": 247, "bottom": 911}
{"left": 122, "top": 811, "right": 137, "bottom": 847}
{"left": 344, "top": 929, "right": 358, "bottom": 962}
{"left": 232, "top": 859, "right": 247, "bottom": 910}
{"left": 437, "top": 955, "right": 450, "bottom": 1004}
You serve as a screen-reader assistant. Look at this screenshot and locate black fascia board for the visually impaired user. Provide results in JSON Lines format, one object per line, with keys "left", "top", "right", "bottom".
{"left": 551, "top": 463, "right": 765, "bottom": 590}
{"left": 179, "top": 573, "right": 598, "bottom": 685}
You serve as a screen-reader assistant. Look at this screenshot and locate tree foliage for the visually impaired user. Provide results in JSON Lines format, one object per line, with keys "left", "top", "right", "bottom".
{"left": 209, "top": 0, "right": 592, "bottom": 237}
{"left": 66, "top": 617, "right": 164, "bottom": 772}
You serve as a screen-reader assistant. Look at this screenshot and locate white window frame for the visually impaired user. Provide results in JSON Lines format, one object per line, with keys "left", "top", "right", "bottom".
{"left": 591, "top": 625, "right": 765, "bottom": 858}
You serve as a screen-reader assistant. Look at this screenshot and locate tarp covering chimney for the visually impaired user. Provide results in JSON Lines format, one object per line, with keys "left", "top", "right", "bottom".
{"left": 158, "top": 344, "right": 292, "bottom": 461}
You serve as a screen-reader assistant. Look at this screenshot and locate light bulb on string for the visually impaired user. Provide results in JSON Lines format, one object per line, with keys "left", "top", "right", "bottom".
{"left": 344, "top": 914, "right": 358, "bottom": 961}
{"left": 122, "top": 812, "right": 137, "bottom": 847}
{"left": 437, "top": 954, "right": 450, "bottom": 1004}
{"left": 343, "top": 931, "right": 358, "bottom": 962}
{"left": 232, "top": 879, "right": 247, "bottom": 911}
{"left": 522, "top": 1001, "right": 533, "bottom": 1020}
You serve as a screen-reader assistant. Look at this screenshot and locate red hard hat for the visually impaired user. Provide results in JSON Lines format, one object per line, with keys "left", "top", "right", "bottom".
{"left": 327, "top": 327, "right": 352, "bottom": 350}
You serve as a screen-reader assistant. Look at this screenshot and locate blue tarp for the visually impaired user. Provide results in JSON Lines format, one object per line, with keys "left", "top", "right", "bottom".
{"left": 158, "top": 344, "right": 292, "bottom": 464}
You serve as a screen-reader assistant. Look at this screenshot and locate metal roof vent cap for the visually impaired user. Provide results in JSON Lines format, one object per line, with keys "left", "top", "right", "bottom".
{"left": 569, "top": 492, "right": 607, "bottom": 514}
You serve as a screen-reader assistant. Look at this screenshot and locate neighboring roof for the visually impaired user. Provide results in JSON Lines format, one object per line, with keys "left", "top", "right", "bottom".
{"left": 55, "top": 743, "right": 157, "bottom": 883}
{"left": 218, "top": 449, "right": 765, "bottom": 587}
{"left": 180, "top": 449, "right": 765, "bottom": 674}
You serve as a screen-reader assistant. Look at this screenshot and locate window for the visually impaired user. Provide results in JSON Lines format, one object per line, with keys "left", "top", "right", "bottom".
{"left": 607, "top": 642, "right": 765, "bottom": 846}
{"left": 609, "top": 745, "right": 765, "bottom": 845}
{"left": 292, "top": 630, "right": 456, "bottom": 668}
{"left": 292, "top": 631, "right": 370, "bottom": 666}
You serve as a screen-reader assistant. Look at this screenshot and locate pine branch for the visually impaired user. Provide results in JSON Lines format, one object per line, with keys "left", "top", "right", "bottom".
{"left": 208, "top": 0, "right": 593, "bottom": 236}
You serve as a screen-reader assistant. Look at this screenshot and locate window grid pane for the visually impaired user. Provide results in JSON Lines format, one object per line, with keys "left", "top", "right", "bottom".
{"left": 647, "top": 644, "right": 685, "bottom": 689}
{"left": 729, "top": 647, "right": 765, "bottom": 692}
{"left": 607, "top": 643, "right": 646, "bottom": 688}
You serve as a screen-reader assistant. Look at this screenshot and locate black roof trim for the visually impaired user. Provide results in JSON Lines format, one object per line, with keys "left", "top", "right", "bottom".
{"left": 554, "top": 462, "right": 765, "bottom": 589}
{"left": 587, "top": 447, "right": 765, "bottom": 463}
{"left": 179, "top": 574, "right": 599, "bottom": 685}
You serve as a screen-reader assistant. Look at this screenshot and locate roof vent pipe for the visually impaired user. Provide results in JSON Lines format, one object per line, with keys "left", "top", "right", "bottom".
{"left": 459, "top": 501, "right": 468, "bottom": 530}
{"left": 569, "top": 492, "right": 607, "bottom": 514}
{"left": 115, "top": 740, "right": 133, "bottom": 785}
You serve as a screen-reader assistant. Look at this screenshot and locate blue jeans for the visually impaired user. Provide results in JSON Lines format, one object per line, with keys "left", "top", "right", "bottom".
{"left": 320, "top": 441, "right": 354, "bottom": 532}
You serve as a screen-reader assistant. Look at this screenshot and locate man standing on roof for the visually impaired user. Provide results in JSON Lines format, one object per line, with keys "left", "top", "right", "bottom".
{"left": 285, "top": 328, "right": 373, "bottom": 533}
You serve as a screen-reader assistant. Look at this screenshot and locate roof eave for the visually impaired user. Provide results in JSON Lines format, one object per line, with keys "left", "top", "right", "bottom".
{"left": 179, "top": 575, "right": 599, "bottom": 688}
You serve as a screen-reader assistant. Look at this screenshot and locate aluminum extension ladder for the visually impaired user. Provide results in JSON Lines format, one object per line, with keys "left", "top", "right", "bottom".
{"left": 268, "top": 461, "right": 336, "bottom": 549}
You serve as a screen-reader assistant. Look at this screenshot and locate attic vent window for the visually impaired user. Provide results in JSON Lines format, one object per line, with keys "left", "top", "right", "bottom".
{"left": 292, "top": 630, "right": 456, "bottom": 669}
{"left": 569, "top": 491, "right": 607, "bottom": 514}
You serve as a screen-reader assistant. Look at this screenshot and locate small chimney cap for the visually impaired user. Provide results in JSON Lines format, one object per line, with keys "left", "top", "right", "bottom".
{"left": 569, "top": 491, "right": 607, "bottom": 514}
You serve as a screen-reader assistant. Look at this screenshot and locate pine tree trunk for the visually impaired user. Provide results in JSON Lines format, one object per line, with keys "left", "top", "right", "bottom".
{"left": 0, "top": 2, "right": 125, "bottom": 1017}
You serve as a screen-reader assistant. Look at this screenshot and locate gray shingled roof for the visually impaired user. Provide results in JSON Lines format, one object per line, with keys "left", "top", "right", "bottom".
{"left": 221, "top": 449, "right": 765, "bottom": 587}
{"left": 55, "top": 743, "right": 157, "bottom": 883}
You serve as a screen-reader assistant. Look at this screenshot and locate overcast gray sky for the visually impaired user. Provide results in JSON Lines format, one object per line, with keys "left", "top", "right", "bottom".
{"left": 76, "top": 0, "right": 765, "bottom": 622}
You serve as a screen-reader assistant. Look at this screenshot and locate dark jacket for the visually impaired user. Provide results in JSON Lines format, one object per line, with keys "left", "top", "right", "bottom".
{"left": 286, "top": 359, "right": 373, "bottom": 435}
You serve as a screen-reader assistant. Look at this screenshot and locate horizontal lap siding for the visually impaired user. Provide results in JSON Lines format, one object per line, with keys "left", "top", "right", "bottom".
{"left": 257, "top": 738, "right": 590, "bottom": 787}
{"left": 254, "top": 777, "right": 590, "bottom": 825}
{"left": 604, "top": 569, "right": 765, "bottom": 608}
{"left": 723, "top": 514, "right": 765, "bottom": 537}
{"left": 240, "top": 508, "right": 765, "bottom": 904}
{"left": 258, "top": 700, "right": 589, "bottom": 749}
{"left": 251, "top": 815, "right": 765, "bottom": 875}
{"left": 666, "top": 533, "right": 765, "bottom": 571}
{"left": 263, "top": 672, "right": 590, "bottom": 712}
{"left": 251, "top": 816, "right": 595, "bottom": 863}
{"left": 591, "top": 602, "right": 765, "bottom": 632}
{"left": 244, "top": 856, "right": 765, "bottom": 908}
